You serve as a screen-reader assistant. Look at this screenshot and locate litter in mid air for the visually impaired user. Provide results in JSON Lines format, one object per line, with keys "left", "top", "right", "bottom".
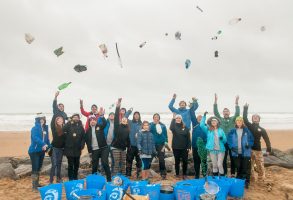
{"left": 211, "top": 30, "right": 222, "bottom": 40}
{"left": 115, "top": 43, "right": 123, "bottom": 68}
{"left": 260, "top": 26, "right": 266, "bottom": 32}
{"left": 165, "top": 33, "right": 168, "bottom": 36}
{"left": 139, "top": 42, "right": 147, "bottom": 48}
{"left": 54, "top": 47, "right": 64, "bottom": 57}
{"left": 211, "top": 36, "right": 218, "bottom": 40}
{"left": 229, "top": 18, "right": 242, "bottom": 25}
{"left": 185, "top": 59, "right": 191, "bottom": 69}
{"left": 175, "top": 31, "right": 181, "bottom": 40}
{"left": 214, "top": 51, "right": 219, "bottom": 57}
{"left": 25, "top": 33, "right": 35, "bottom": 44}
{"left": 99, "top": 44, "right": 108, "bottom": 58}
{"left": 196, "top": 6, "right": 203, "bottom": 12}
{"left": 74, "top": 64, "right": 87, "bottom": 73}
{"left": 109, "top": 103, "right": 115, "bottom": 110}
{"left": 58, "top": 82, "right": 71, "bottom": 90}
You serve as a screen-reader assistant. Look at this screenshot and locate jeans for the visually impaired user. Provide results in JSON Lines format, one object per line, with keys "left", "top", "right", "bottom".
{"left": 29, "top": 151, "right": 45, "bottom": 173}
{"left": 173, "top": 149, "right": 188, "bottom": 176}
{"left": 108, "top": 146, "right": 115, "bottom": 173}
{"left": 192, "top": 147, "right": 201, "bottom": 178}
{"left": 112, "top": 149, "right": 126, "bottom": 175}
{"left": 67, "top": 156, "right": 80, "bottom": 180}
{"left": 50, "top": 147, "right": 64, "bottom": 183}
{"left": 223, "top": 143, "right": 236, "bottom": 175}
{"left": 155, "top": 144, "right": 167, "bottom": 176}
{"left": 126, "top": 146, "right": 142, "bottom": 176}
{"left": 210, "top": 152, "right": 225, "bottom": 175}
{"left": 232, "top": 154, "right": 251, "bottom": 184}
{"left": 141, "top": 158, "right": 152, "bottom": 170}
{"left": 92, "top": 147, "right": 111, "bottom": 182}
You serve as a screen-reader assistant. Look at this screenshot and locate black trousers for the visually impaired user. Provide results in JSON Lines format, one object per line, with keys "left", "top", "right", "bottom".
{"left": 92, "top": 148, "right": 111, "bottom": 182}
{"left": 67, "top": 156, "right": 80, "bottom": 180}
{"left": 126, "top": 146, "right": 142, "bottom": 176}
{"left": 192, "top": 147, "right": 201, "bottom": 179}
{"left": 223, "top": 143, "right": 236, "bottom": 175}
{"left": 155, "top": 144, "right": 167, "bottom": 176}
{"left": 232, "top": 155, "right": 251, "bottom": 184}
{"left": 173, "top": 149, "right": 188, "bottom": 176}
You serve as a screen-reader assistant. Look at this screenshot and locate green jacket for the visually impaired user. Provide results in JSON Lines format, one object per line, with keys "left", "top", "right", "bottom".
{"left": 213, "top": 104, "right": 240, "bottom": 135}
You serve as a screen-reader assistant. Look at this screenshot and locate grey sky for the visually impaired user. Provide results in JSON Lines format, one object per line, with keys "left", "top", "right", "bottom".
{"left": 0, "top": 0, "right": 292, "bottom": 114}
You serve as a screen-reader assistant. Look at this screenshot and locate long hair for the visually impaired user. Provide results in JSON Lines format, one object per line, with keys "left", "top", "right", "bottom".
{"left": 207, "top": 117, "right": 220, "bottom": 131}
{"left": 55, "top": 117, "right": 64, "bottom": 136}
{"left": 132, "top": 111, "right": 142, "bottom": 123}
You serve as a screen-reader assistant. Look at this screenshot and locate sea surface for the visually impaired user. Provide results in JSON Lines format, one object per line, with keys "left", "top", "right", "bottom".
{"left": 0, "top": 112, "right": 293, "bottom": 131}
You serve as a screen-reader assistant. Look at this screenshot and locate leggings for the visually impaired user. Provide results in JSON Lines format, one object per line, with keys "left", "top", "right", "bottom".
{"left": 173, "top": 149, "right": 188, "bottom": 176}
{"left": 210, "top": 152, "right": 225, "bottom": 175}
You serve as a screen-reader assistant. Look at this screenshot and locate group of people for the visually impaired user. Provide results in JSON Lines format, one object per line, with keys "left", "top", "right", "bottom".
{"left": 28, "top": 92, "right": 271, "bottom": 191}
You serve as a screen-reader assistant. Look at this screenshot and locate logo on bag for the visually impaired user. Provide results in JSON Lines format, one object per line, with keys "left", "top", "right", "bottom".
{"left": 132, "top": 187, "right": 141, "bottom": 195}
{"left": 44, "top": 189, "right": 59, "bottom": 200}
{"left": 70, "top": 183, "right": 83, "bottom": 198}
{"left": 109, "top": 187, "right": 123, "bottom": 200}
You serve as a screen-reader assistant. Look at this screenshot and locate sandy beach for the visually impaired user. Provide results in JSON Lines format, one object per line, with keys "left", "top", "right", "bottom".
{"left": 0, "top": 130, "right": 292, "bottom": 157}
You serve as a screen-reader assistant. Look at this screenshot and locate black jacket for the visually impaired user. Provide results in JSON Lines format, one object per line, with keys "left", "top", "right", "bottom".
{"left": 85, "top": 117, "right": 108, "bottom": 153}
{"left": 111, "top": 106, "right": 130, "bottom": 151}
{"left": 243, "top": 106, "right": 271, "bottom": 152}
{"left": 170, "top": 119, "right": 191, "bottom": 150}
{"left": 51, "top": 124, "right": 65, "bottom": 148}
{"left": 63, "top": 120, "right": 85, "bottom": 157}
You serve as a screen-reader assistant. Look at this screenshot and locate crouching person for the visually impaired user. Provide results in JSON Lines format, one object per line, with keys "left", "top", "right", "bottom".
{"left": 28, "top": 114, "right": 50, "bottom": 191}
{"left": 228, "top": 117, "right": 254, "bottom": 188}
{"left": 137, "top": 121, "right": 157, "bottom": 181}
{"left": 85, "top": 115, "right": 111, "bottom": 182}
{"left": 63, "top": 114, "right": 85, "bottom": 180}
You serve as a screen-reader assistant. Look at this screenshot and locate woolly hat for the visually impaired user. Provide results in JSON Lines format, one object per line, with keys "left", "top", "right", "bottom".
{"left": 207, "top": 116, "right": 221, "bottom": 126}
{"left": 235, "top": 116, "right": 244, "bottom": 122}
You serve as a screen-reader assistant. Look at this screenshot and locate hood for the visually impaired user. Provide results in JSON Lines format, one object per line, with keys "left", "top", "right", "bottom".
{"left": 35, "top": 117, "right": 46, "bottom": 126}
{"left": 207, "top": 116, "right": 221, "bottom": 126}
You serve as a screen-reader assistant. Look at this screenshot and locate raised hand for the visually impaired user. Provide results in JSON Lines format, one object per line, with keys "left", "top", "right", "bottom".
{"left": 55, "top": 91, "right": 60, "bottom": 98}
{"left": 204, "top": 111, "right": 208, "bottom": 116}
{"left": 235, "top": 95, "right": 240, "bottom": 105}
{"left": 117, "top": 98, "right": 122, "bottom": 107}
{"left": 173, "top": 93, "right": 177, "bottom": 99}
{"left": 172, "top": 112, "right": 177, "bottom": 119}
{"left": 80, "top": 99, "right": 83, "bottom": 106}
{"left": 214, "top": 93, "right": 218, "bottom": 104}
{"left": 244, "top": 103, "right": 249, "bottom": 108}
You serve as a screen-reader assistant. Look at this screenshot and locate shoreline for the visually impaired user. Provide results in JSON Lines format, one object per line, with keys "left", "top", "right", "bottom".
{"left": 0, "top": 130, "right": 292, "bottom": 157}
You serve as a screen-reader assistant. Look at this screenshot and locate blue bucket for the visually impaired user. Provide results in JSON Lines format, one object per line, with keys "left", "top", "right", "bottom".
{"left": 106, "top": 183, "right": 125, "bottom": 200}
{"left": 75, "top": 189, "right": 106, "bottom": 200}
{"left": 145, "top": 184, "right": 161, "bottom": 200}
{"left": 64, "top": 180, "right": 84, "bottom": 200}
{"left": 130, "top": 181, "right": 148, "bottom": 195}
{"left": 228, "top": 178, "right": 245, "bottom": 198}
{"left": 86, "top": 173, "right": 106, "bottom": 189}
{"left": 39, "top": 183, "right": 62, "bottom": 200}
{"left": 174, "top": 183, "right": 196, "bottom": 200}
{"left": 160, "top": 185, "right": 175, "bottom": 200}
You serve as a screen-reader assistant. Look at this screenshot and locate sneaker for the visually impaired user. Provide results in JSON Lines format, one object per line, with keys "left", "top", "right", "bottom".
{"left": 161, "top": 175, "right": 167, "bottom": 180}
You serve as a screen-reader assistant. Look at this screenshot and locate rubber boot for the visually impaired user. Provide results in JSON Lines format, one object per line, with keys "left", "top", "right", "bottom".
{"left": 31, "top": 173, "right": 38, "bottom": 191}
{"left": 37, "top": 172, "right": 44, "bottom": 187}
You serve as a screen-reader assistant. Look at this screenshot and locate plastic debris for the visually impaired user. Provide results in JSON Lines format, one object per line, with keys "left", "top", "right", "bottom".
{"left": 165, "top": 33, "right": 168, "bottom": 36}
{"left": 185, "top": 59, "right": 191, "bottom": 69}
{"left": 54, "top": 47, "right": 64, "bottom": 57}
{"left": 211, "top": 36, "right": 218, "bottom": 40}
{"left": 204, "top": 181, "right": 219, "bottom": 195}
{"left": 25, "top": 33, "right": 34, "bottom": 44}
{"left": 217, "top": 30, "right": 222, "bottom": 35}
{"left": 139, "top": 42, "right": 146, "bottom": 48}
{"left": 99, "top": 44, "right": 108, "bottom": 58}
{"left": 260, "top": 26, "right": 266, "bottom": 32}
{"left": 58, "top": 82, "right": 71, "bottom": 90}
{"left": 175, "top": 31, "right": 181, "bottom": 40}
{"left": 196, "top": 6, "right": 203, "bottom": 12}
{"left": 214, "top": 51, "right": 219, "bottom": 58}
{"left": 109, "top": 103, "right": 115, "bottom": 110}
{"left": 74, "top": 64, "right": 87, "bottom": 73}
{"left": 115, "top": 43, "right": 123, "bottom": 68}
{"left": 229, "top": 18, "right": 242, "bottom": 25}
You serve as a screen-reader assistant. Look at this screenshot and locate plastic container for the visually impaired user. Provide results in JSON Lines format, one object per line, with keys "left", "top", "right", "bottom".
{"left": 75, "top": 189, "right": 106, "bottom": 200}
{"left": 86, "top": 173, "right": 106, "bottom": 189}
{"left": 64, "top": 180, "right": 84, "bottom": 200}
{"left": 160, "top": 185, "right": 175, "bottom": 200}
{"left": 39, "top": 183, "right": 63, "bottom": 200}
{"left": 228, "top": 178, "right": 245, "bottom": 198}
{"left": 174, "top": 183, "right": 196, "bottom": 200}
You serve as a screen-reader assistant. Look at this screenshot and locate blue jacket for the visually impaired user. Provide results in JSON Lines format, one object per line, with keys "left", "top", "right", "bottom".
{"left": 137, "top": 130, "right": 156, "bottom": 155}
{"left": 128, "top": 120, "right": 142, "bottom": 147}
{"left": 190, "top": 110, "right": 206, "bottom": 148}
{"left": 200, "top": 115, "right": 227, "bottom": 152}
{"left": 28, "top": 118, "right": 50, "bottom": 154}
{"left": 150, "top": 122, "right": 168, "bottom": 145}
{"left": 227, "top": 127, "right": 254, "bottom": 157}
{"left": 168, "top": 98, "right": 198, "bottom": 129}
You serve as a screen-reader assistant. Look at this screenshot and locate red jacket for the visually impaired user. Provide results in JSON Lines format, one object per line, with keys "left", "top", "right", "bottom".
{"left": 80, "top": 107, "right": 100, "bottom": 132}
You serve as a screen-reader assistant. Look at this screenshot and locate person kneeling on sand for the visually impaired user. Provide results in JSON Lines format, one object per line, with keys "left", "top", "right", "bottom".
{"left": 137, "top": 121, "right": 157, "bottom": 181}
{"left": 228, "top": 117, "right": 254, "bottom": 188}
{"left": 200, "top": 112, "right": 227, "bottom": 177}
{"left": 243, "top": 103, "right": 272, "bottom": 183}
{"left": 28, "top": 113, "right": 51, "bottom": 191}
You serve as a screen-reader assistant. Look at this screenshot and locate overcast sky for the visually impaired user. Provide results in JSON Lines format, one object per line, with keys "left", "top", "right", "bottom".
{"left": 0, "top": 0, "right": 293, "bottom": 114}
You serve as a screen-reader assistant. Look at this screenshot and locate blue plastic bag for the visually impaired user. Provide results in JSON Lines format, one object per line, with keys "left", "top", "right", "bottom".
{"left": 86, "top": 173, "right": 106, "bottom": 189}
{"left": 39, "top": 183, "right": 62, "bottom": 200}
{"left": 75, "top": 189, "right": 106, "bottom": 200}
{"left": 64, "top": 179, "right": 84, "bottom": 200}
{"left": 130, "top": 181, "right": 148, "bottom": 195}
{"left": 106, "top": 183, "right": 125, "bottom": 200}
{"left": 112, "top": 174, "right": 131, "bottom": 191}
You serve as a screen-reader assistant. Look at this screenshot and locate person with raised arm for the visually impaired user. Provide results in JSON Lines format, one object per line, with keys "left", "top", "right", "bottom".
{"left": 170, "top": 113, "right": 191, "bottom": 180}
{"left": 168, "top": 94, "right": 198, "bottom": 129}
{"left": 111, "top": 98, "right": 131, "bottom": 175}
{"left": 243, "top": 103, "right": 271, "bottom": 182}
{"left": 200, "top": 112, "right": 227, "bottom": 177}
{"left": 213, "top": 93, "right": 240, "bottom": 176}
{"left": 80, "top": 99, "right": 100, "bottom": 131}
{"left": 228, "top": 117, "right": 254, "bottom": 188}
